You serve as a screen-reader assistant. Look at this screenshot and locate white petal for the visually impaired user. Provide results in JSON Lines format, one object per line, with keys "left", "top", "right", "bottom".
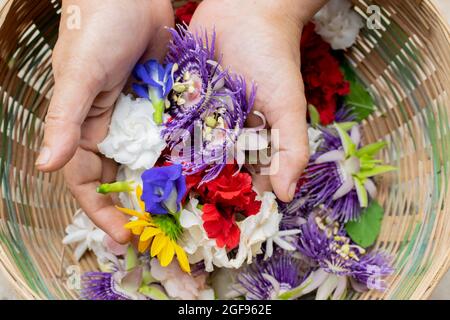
{"left": 180, "top": 209, "right": 200, "bottom": 228}
{"left": 332, "top": 276, "right": 348, "bottom": 300}
{"left": 265, "top": 239, "right": 274, "bottom": 259}
{"left": 316, "top": 274, "right": 339, "bottom": 300}
{"left": 350, "top": 125, "right": 361, "bottom": 146}
{"left": 198, "top": 289, "right": 215, "bottom": 300}
{"left": 64, "top": 225, "right": 79, "bottom": 235}
{"left": 302, "top": 269, "right": 329, "bottom": 295}
{"left": 237, "top": 130, "right": 269, "bottom": 151}
{"left": 332, "top": 176, "right": 355, "bottom": 200}
{"left": 90, "top": 229, "right": 106, "bottom": 242}
{"left": 150, "top": 259, "right": 168, "bottom": 281}
{"left": 277, "top": 229, "right": 301, "bottom": 237}
{"left": 364, "top": 179, "right": 377, "bottom": 199}
{"left": 273, "top": 237, "right": 296, "bottom": 251}
{"left": 63, "top": 229, "right": 89, "bottom": 244}
{"left": 73, "top": 242, "right": 88, "bottom": 261}
{"left": 164, "top": 188, "right": 178, "bottom": 214}
{"left": 315, "top": 150, "right": 345, "bottom": 164}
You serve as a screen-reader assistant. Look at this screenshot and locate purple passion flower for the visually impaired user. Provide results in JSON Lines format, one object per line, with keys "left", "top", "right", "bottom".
{"left": 81, "top": 272, "right": 130, "bottom": 300}
{"left": 294, "top": 214, "right": 394, "bottom": 300}
{"left": 141, "top": 164, "right": 187, "bottom": 215}
{"left": 162, "top": 26, "right": 256, "bottom": 182}
{"left": 291, "top": 124, "right": 395, "bottom": 222}
{"left": 334, "top": 101, "right": 356, "bottom": 123}
{"left": 237, "top": 254, "right": 305, "bottom": 300}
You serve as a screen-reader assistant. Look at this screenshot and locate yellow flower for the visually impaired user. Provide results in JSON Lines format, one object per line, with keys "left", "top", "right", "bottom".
{"left": 116, "top": 186, "right": 190, "bottom": 273}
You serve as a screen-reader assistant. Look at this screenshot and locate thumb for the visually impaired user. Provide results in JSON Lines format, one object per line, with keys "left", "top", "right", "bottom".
{"left": 266, "top": 73, "right": 310, "bottom": 203}
{"left": 36, "top": 71, "right": 99, "bottom": 172}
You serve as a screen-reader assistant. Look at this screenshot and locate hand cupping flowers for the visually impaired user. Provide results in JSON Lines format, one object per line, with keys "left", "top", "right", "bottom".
{"left": 63, "top": 0, "right": 396, "bottom": 301}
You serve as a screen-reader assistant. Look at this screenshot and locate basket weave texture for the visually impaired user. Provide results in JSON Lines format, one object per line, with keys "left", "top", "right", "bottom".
{"left": 0, "top": 0, "right": 449, "bottom": 300}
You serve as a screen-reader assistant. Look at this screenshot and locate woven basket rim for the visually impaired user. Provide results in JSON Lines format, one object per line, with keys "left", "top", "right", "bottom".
{"left": 0, "top": 0, "right": 449, "bottom": 300}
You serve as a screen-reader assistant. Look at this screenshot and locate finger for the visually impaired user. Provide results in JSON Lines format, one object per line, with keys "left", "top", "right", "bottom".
{"left": 64, "top": 147, "right": 131, "bottom": 244}
{"left": 74, "top": 182, "right": 131, "bottom": 244}
{"left": 80, "top": 92, "right": 117, "bottom": 153}
{"left": 36, "top": 67, "right": 101, "bottom": 172}
{"left": 265, "top": 76, "right": 310, "bottom": 203}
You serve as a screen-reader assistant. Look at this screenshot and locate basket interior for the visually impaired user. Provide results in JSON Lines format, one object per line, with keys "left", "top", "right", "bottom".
{"left": 0, "top": 0, "right": 449, "bottom": 299}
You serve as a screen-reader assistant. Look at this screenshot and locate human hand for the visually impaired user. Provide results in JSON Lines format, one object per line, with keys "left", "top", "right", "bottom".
{"left": 190, "top": 0, "right": 328, "bottom": 202}
{"left": 36, "top": 0, "right": 174, "bottom": 243}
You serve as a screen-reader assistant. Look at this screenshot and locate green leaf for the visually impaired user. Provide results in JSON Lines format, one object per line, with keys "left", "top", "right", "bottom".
{"left": 341, "top": 60, "right": 358, "bottom": 83}
{"left": 336, "top": 121, "right": 358, "bottom": 132}
{"left": 341, "top": 62, "right": 375, "bottom": 122}
{"left": 356, "top": 141, "right": 387, "bottom": 158}
{"left": 139, "top": 285, "right": 169, "bottom": 300}
{"left": 277, "top": 279, "right": 310, "bottom": 300}
{"left": 345, "top": 201, "right": 384, "bottom": 248}
{"left": 354, "top": 177, "right": 368, "bottom": 208}
{"left": 356, "top": 165, "right": 397, "bottom": 179}
{"left": 308, "top": 104, "right": 321, "bottom": 127}
{"left": 125, "top": 246, "right": 138, "bottom": 271}
{"left": 142, "top": 265, "right": 156, "bottom": 285}
{"left": 335, "top": 123, "right": 356, "bottom": 157}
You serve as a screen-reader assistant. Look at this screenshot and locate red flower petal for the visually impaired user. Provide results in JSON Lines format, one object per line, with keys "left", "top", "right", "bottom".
{"left": 175, "top": 1, "right": 199, "bottom": 25}
{"left": 301, "top": 23, "right": 349, "bottom": 125}
{"left": 199, "top": 165, "right": 261, "bottom": 216}
{"left": 202, "top": 203, "right": 241, "bottom": 250}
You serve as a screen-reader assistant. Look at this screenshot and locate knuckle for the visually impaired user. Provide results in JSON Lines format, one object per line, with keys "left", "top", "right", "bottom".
{"left": 44, "top": 107, "right": 79, "bottom": 129}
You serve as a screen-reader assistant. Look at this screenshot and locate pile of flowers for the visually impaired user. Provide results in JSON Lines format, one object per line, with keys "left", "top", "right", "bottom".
{"left": 63, "top": 0, "right": 396, "bottom": 300}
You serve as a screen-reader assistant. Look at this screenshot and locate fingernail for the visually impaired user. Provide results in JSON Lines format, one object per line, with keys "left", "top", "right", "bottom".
{"left": 35, "top": 147, "right": 51, "bottom": 166}
{"left": 288, "top": 182, "right": 297, "bottom": 201}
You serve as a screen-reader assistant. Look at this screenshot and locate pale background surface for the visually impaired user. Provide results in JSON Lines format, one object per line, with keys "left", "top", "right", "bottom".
{"left": 0, "top": 0, "right": 448, "bottom": 300}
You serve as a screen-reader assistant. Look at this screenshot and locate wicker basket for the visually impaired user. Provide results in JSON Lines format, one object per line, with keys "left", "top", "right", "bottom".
{"left": 0, "top": 0, "right": 449, "bottom": 300}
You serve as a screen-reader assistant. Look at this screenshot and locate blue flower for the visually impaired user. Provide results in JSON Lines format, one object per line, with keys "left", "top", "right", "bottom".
{"left": 141, "top": 164, "right": 187, "bottom": 215}
{"left": 132, "top": 59, "right": 175, "bottom": 124}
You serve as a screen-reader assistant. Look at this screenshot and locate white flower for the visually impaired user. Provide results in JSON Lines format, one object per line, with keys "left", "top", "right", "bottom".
{"left": 98, "top": 94, "right": 166, "bottom": 171}
{"left": 313, "top": 0, "right": 364, "bottom": 50}
{"left": 308, "top": 127, "right": 323, "bottom": 155}
{"left": 179, "top": 198, "right": 218, "bottom": 271}
{"left": 264, "top": 229, "right": 301, "bottom": 260}
{"left": 150, "top": 259, "right": 215, "bottom": 300}
{"left": 234, "top": 192, "right": 281, "bottom": 263}
{"left": 62, "top": 209, "right": 106, "bottom": 261}
{"left": 180, "top": 192, "right": 298, "bottom": 271}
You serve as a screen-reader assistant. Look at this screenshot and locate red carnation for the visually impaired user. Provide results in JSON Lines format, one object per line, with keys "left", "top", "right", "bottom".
{"left": 198, "top": 165, "right": 262, "bottom": 250}
{"left": 185, "top": 170, "right": 203, "bottom": 194}
{"left": 199, "top": 165, "right": 261, "bottom": 216}
{"left": 202, "top": 203, "right": 241, "bottom": 250}
{"left": 175, "top": 1, "right": 199, "bottom": 25}
{"left": 301, "top": 23, "right": 350, "bottom": 125}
